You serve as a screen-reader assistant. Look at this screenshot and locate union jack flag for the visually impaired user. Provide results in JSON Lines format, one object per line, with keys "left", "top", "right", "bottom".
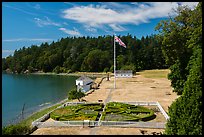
{"left": 115, "top": 36, "right": 126, "bottom": 48}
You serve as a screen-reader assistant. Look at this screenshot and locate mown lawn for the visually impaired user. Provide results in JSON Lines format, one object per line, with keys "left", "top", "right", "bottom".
{"left": 137, "top": 69, "right": 170, "bottom": 78}
{"left": 18, "top": 103, "right": 62, "bottom": 127}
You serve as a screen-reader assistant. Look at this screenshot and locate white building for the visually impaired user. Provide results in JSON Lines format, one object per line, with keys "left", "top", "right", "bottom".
{"left": 115, "top": 70, "right": 133, "bottom": 78}
{"left": 76, "top": 76, "right": 93, "bottom": 92}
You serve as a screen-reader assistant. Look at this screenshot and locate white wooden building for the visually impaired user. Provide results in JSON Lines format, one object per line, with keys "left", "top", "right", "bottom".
{"left": 115, "top": 70, "right": 133, "bottom": 78}
{"left": 76, "top": 76, "right": 93, "bottom": 92}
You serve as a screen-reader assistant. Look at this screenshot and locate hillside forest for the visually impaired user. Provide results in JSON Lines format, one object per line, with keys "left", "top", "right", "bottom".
{"left": 2, "top": 34, "right": 167, "bottom": 74}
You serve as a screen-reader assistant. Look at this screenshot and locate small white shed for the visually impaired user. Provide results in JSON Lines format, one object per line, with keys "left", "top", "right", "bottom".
{"left": 76, "top": 76, "right": 93, "bottom": 92}
{"left": 115, "top": 70, "right": 133, "bottom": 78}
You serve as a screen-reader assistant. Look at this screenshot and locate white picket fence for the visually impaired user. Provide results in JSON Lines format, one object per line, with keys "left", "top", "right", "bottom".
{"left": 156, "top": 102, "right": 169, "bottom": 120}
{"left": 100, "top": 121, "right": 166, "bottom": 129}
{"left": 114, "top": 101, "right": 169, "bottom": 120}
{"left": 33, "top": 120, "right": 100, "bottom": 128}
{"left": 32, "top": 120, "right": 166, "bottom": 129}
{"left": 119, "top": 101, "right": 158, "bottom": 106}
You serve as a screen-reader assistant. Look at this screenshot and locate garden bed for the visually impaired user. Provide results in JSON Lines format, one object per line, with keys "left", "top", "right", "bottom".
{"left": 50, "top": 103, "right": 103, "bottom": 121}
{"left": 101, "top": 102, "right": 156, "bottom": 121}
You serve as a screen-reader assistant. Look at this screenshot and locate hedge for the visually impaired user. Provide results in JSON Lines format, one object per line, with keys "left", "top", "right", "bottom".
{"left": 102, "top": 102, "right": 155, "bottom": 121}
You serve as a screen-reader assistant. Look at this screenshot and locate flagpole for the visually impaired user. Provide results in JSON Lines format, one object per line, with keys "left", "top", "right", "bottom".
{"left": 114, "top": 33, "right": 116, "bottom": 89}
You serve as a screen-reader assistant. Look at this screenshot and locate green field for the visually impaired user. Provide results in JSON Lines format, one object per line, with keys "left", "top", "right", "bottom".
{"left": 137, "top": 69, "right": 170, "bottom": 78}
{"left": 19, "top": 104, "right": 62, "bottom": 127}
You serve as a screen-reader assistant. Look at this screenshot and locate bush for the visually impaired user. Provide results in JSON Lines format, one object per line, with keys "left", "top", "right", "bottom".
{"left": 2, "top": 124, "right": 31, "bottom": 135}
{"left": 68, "top": 88, "right": 85, "bottom": 102}
{"left": 109, "top": 65, "right": 114, "bottom": 73}
{"left": 121, "top": 64, "right": 136, "bottom": 73}
{"left": 53, "top": 66, "right": 60, "bottom": 74}
{"left": 103, "top": 67, "right": 109, "bottom": 73}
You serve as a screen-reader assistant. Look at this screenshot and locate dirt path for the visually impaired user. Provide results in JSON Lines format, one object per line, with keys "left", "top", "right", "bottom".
{"left": 31, "top": 70, "right": 178, "bottom": 135}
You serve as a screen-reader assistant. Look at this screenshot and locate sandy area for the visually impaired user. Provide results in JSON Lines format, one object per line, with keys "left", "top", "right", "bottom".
{"left": 31, "top": 70, "right": 178, "bottom": 135}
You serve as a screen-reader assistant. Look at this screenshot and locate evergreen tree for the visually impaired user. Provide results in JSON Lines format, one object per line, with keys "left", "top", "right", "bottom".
{"left": 156, "top": 2, "right": 202, "bottom": 135}
{"left": 2, "top": 33, "right": 167, "bottom": 73}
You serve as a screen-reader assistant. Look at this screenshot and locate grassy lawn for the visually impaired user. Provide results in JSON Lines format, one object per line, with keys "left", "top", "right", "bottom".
{"left": 50, "top": 103, "right": 103, "bottom": 121}
{"left": 137, "top": 69, "right": 170, "bottom": 78}
{"left": 18, "top": 103, "right": 62, "bottom": 127}
{"left": 101, "top": 102, "right": 155, "bottom": 121}
{"left": 17, "top": 99, "right": 72, "bottom": 127}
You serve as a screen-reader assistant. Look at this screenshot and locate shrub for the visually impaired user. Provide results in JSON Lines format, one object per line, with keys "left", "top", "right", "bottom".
{"left": 2, "top": 124, "right": 31, "bottom": 135}
{"left": 53, "top": 66, "right": 60, "bottom": 74}
{"left": 103, "top": 67, "right": 109, "bottom": 73}
{"left": 68, "top": 88, "right": 85, "bottom": 102}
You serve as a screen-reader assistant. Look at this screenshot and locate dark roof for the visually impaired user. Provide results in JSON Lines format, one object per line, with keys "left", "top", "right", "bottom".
{"left": 76, "top": 76, "right": 93, "bottom": 81}
{"left": 116, "top": 70, "right": 133, "bottom": 73}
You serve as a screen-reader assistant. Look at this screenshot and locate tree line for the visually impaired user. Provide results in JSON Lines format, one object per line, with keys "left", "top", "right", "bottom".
{"left": 155, "top": 2, "right": 202, "bottom": 135}
{"left": 2, "top": 34, "right": 167, "bottom": 74}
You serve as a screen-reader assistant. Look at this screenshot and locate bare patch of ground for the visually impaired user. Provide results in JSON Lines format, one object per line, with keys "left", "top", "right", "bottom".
{"left": 31, "top": 127, "right": 164, "bottom": 135}
{"left": 31, "top": 69, "right": 178, "bottom": 135}
{"left": 31, "top": 127, "right": 91, "bottom": 135}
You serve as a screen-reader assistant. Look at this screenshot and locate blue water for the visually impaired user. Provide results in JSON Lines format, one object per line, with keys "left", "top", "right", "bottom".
{"left": 2, "top": 73, "right": 78, "bottom": 127}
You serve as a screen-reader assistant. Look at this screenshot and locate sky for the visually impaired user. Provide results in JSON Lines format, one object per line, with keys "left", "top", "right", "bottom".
{"left": 2, "top": 2, "right": 199, "bottom": 58}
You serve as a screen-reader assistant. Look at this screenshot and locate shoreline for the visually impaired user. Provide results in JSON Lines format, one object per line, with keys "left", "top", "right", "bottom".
{"left": 3, "top": 70, "right": 112, "bottom": 78}
{"left": 31, "top": 71, "right": 110, "bottom": 78}
{"left": 26, "top": 97, "right": 69, "bottom": 118}
{"left": 15, "top": 76, "right": 104, "bottom": 127}
{"left": 4, "top": 98, "right": 70, "bottom": 127}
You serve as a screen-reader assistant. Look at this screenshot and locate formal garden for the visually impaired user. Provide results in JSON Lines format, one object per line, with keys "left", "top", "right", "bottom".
{"left": 50, "top": 102, "right": 156, "bottom": 122}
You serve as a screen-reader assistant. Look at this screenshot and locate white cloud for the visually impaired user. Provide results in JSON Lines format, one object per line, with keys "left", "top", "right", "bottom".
{"left": 34, "top": 4, "right": 41, "bottom": 10}
{"left": 62, "top": 5, "right": 119, "bottom": 26}
{"left": 62, "top": 2, "right": 198, "bottom": 32}
{"left": 2, "top": 50, "right": 14, "bottom": 58}
{"left": 63, "top": 22, "right": 68, "bottom": 25}
{"left": 84, "top": 25, "right": 97, "bottom": 33}
{"left": 64, "top": 2, "right": 78, "bottom": 7}
{"left": 130, "top": 2, "right": 139, "bottom": 5}
{"left": 109, "top": 24, "right": 126, "bottom": 32}
{"left": 179, "top": 2, "right": 198, "bottom": 9}
{"left": 3, "top": 38, "right": 52, "bottom": 42}
{"left": 3, "top": 4, "right": 37, "bottom": 16}
{"left": 59, "top": 27, "right": 81, "bottom": 36}
{"left": 34, "top": 16, "right": 62, "bottom": 27}
{"left": 2, "top": 50, "right": 14, "bottom": 53}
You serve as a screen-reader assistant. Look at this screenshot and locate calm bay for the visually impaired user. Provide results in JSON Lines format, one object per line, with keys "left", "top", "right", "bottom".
{"left": 2, "top": 73, "right": 78, "bottom": 127}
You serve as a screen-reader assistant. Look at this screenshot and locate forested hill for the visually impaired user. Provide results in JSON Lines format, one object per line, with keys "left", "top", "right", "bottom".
{"left": 2, "top": 34, "right": 167, "bottom": 74}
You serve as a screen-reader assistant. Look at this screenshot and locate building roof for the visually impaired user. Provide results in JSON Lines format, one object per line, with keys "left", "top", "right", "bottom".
{"left": 76, "top": 76, "right": 93, "bottom": 82}
{"left": 116, "top": 70, "right": 133, "bottom": 73}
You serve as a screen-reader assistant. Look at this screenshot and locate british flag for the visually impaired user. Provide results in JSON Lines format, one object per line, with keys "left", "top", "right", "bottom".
{"left": 115, "top": 36, "right": 126, "bottom": 48}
